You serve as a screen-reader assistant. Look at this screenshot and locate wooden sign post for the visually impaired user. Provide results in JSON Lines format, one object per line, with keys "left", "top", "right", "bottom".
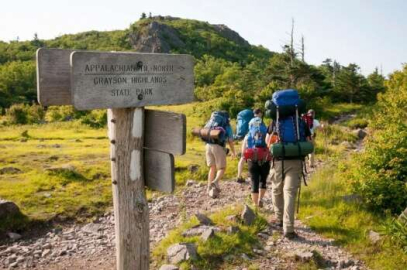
{"left": 37, "top": 48, "right": 194, "bottom": 270}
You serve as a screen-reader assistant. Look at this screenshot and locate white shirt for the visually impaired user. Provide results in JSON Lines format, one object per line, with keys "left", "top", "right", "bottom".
{"left": 310, "top": 119, "right": 320, "bottom": 134}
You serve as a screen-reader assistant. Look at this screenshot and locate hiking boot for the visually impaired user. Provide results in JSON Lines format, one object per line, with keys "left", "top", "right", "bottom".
{"left": 211, "top": 181, "right": 221, "bottom": 193}
{"left": 269, "top": 218, "right": 283, "bottom": 228}
{"left": 236, "top": 177, "right": 245, "bottom": 183}
{"left": 283, "top": 231, "right": 298, "bottom": 240}
{"left": 208, "top": 187, "right": 219, "bottom": 198}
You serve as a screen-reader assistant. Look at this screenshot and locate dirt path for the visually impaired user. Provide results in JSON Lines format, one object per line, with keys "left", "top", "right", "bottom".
{"left": 0, "top": 175, "right": 366, "bottom": 270}
{"left": 1, "top": 116, "right": 368, "bottom": 270}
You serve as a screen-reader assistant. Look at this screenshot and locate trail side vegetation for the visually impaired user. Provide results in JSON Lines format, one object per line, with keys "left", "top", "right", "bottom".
{"left": 299, "top": 65, "right": 407, "bottom": 270}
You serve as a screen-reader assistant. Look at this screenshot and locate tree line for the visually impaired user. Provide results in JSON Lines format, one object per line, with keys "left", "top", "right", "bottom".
{"left": 0, "top": 17, "right": 385, "bottom": 117}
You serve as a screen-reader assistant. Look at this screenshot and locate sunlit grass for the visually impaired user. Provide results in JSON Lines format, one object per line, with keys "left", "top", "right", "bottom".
{"left": 298, "top": 161, "right": 407, "bottom": 270}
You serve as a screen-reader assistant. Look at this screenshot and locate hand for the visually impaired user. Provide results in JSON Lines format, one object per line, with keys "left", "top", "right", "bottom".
{"left": 230, "top": 152, "right": 236, "bottom": 159}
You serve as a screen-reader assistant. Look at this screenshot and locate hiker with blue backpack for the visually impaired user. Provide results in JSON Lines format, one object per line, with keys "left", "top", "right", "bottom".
{"left": 192, "top": 111, "right": 236, "bottom": 198}
{"left": 264, "top": 89, "right": 313, "bottom": 239}
{"left": 241, "top": 109, "right": 271, "bottom": 208}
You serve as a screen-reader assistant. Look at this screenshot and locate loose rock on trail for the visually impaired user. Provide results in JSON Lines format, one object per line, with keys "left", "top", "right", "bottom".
{"left": 0, "top": 177, "right": 366, "bottom": 270}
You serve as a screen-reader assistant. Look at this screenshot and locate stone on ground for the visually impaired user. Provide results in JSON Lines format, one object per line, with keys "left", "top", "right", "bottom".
{"left": 0, "top": 167, "right": 22, "bottom": 175}
{"left": 241, "top": 204, "right": 256, "bottom": 225}
{"left": 368, "top": 230, "right": 381, "bottom": 244}
{"left": 167, "top": 243, "right": 197, "bottom": 264}
{"left": 201, "top": 228, "right": 215, "bottom": 242}
{"left": 159, "top": 265, "right": 179, "bottom": 270}
{"left": 194, "top": 213, "right": 213, "bottom": 225}
{"left": 0, "top": 199, "right": 21, "bottom": 219}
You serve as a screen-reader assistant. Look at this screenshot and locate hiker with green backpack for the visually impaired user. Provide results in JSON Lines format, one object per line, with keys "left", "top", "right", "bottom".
{"left": 264, "top": 89, "right": 313, "bottom": 239}
{"left": 241, "top": 109, "right": 271, "bottom": 208}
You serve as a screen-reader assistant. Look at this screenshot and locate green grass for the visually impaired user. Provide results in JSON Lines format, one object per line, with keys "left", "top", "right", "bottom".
{"left": 153, "top": 205, "right": 268, "bottom": 270}
{"left": 298, "top": 159, "right": 407, "bottom": 270}
{"left": 0, "top": 122, "right": 112, "bottom": 231}
{"left": 0, "top": 101, "right": 242, "bottom": 231}
{"left": 317, "top": 103, "right": 362, "bottom": 121}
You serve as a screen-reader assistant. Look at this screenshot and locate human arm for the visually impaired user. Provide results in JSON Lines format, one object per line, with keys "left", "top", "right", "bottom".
{"left": 226, "top": 125, "right": 236, "bottom": 158}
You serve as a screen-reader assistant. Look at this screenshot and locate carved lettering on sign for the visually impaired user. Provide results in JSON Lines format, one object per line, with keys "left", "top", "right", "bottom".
{"left": 71, "top": 52, "right": 194, "bottom": 110}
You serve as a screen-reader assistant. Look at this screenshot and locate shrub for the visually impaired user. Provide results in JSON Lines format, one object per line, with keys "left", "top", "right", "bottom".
{"left": 346, "top": 118, "right": 369, "bottom": 129}
{"left": 6, "top": 103, "right": 29, "bottom": 124}
{"left": 80, "top": 110, "right": 107, "bottom": 128}
{"left": 348, "top": 65, "right": 407, "bottom": 215}
{"left": 44, "top": 106, "right": 89, "bottom": 122}
{"left": 27, "top": 104, "right": 45, "bottom": 123}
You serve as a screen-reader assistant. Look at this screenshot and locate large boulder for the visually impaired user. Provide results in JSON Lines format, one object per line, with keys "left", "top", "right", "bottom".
{"left": 167, "top": 243, "right": 197, "bottom": 264}
{"left": 0, "top": 199, "right": 21, "bottom": 219}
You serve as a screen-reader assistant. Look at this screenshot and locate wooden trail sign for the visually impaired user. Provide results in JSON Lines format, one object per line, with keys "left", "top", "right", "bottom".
{"left": 37, "top": 48, "right": 194, "bottom": 270}
{"left": 36, "top": 48, "right": 74, "bottom": 105}
{"left": 144, "top": 150, "right": 174, "bottom": 193}
{"left": 144, "top": 109, "right": 186, "bottom": 155}
{"left": 107, "top": 108, "right": 149, "bottom": 269}
{"left": 71, "top": 51, "right": 194, "bottom": 110}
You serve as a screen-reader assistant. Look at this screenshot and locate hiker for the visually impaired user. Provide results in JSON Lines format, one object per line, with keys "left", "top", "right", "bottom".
{"left": 241, "top": 109, "right": 270, "bottom": 208}
{"left": 235, "top": 109, "right": 264, "bottom": 183}
{"left": 203, "top": 111, "right": 236, "bottom": 198}
{"left": 303, "top": 109, "right": 321, "bottom": 168}
{"left": 234, "top": 109, "right": 255, "bottom": 183}
{"left": 265, "top": 89, "right": 313, "bottom": 239}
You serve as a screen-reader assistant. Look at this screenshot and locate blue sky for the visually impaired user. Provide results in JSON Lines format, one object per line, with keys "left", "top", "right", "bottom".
{"left": 1, "top": 0, "right": 406, "bottom": 76}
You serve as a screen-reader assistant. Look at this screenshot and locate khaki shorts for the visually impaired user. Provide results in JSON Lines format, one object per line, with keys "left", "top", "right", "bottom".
{"left": 205, "top": 144, "right": 227, "bottom": 169}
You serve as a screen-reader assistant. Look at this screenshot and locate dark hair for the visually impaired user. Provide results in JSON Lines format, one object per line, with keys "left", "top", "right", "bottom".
{"left": 253, "top": 108, "right": 262, "bottom": 115}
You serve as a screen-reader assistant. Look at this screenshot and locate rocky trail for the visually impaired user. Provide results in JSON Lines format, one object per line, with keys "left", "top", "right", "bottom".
{"left": 0, "top": 116, "right": 368, "bottom": 270}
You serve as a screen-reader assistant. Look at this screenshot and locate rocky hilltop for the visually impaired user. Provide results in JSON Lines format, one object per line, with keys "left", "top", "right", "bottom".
{"left": 129, "top": 16, "right": 254, "bottom": 57}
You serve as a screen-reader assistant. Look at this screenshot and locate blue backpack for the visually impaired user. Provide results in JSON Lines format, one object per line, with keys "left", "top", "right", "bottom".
{"left": 247, "top": 117, "right": 268, "bottom": 148}
{"left": 272, "top": 116, "right": 307, "bottom": 143}
{"left": 265, "top": 89, "right": 306, "bottom": 119}
{"left": 203, "top": 111, "right": 230, "bottom": 144}
{"left": 235, "top": 109, "right": 254, "bottom": 140}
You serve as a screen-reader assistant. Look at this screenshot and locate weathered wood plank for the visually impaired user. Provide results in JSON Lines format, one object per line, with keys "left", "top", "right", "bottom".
{"left": 144, "top": 150, "right": 175, "bottom": 193}
{"left": 107, "top": 108, "right": 149, "bottom": 270}
{"left": 144, "top": 109, "right": 186, "bottom": 155}
{"left": 71, "top": 51, "right": 194, "bottom": 110}
{"left": 36, "top": 48, "right": 74, "bottom": 105}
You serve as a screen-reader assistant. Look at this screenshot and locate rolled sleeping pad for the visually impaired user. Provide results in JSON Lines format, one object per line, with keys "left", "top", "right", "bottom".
{"left": 270, "top": 141, "right": 314, "bottom": 158}
{"left": 192, "top": 127, "right": 223, "bottom": 140}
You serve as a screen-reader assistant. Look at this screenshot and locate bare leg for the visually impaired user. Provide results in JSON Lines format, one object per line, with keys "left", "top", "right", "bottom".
{"left": 213, "top": 169, "right": 225, "bottom": 190}
{"left": 237, "top": 157, "right": 244, "bottom": 178}
{"left": 207, "top": 165, "right": 216, "bottom": 190}
{"left": 259, "top": 188, "right": 267, "bottom": 202}
{"left": 251, "top": 193, "right": 259, "bottom": 207}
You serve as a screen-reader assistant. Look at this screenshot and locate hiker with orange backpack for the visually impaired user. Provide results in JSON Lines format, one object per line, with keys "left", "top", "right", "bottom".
{"left": 241, "top": 109, "right": 271, "bottom": 208}
{"left": 264, "top": 89, "right": 313, "bottom": 239}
